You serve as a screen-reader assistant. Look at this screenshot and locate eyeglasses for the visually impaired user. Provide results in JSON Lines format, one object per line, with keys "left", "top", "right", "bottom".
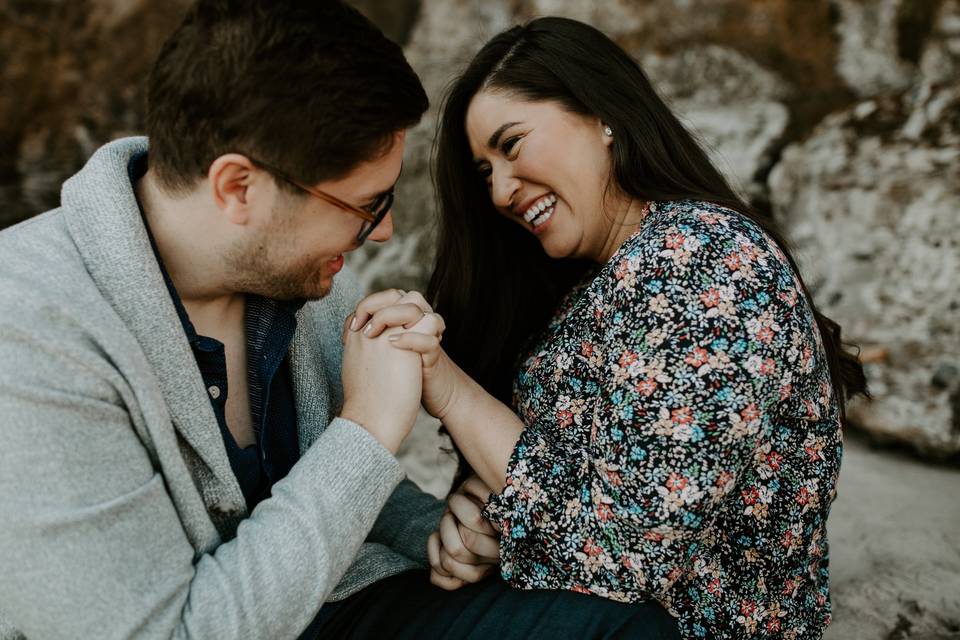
{"left": 249, "top": 157, "right": 395, "bottom": 244}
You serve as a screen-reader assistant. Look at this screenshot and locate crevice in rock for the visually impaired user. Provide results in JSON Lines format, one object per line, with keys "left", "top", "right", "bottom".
{"left": 886, "top": 612, "right": 914, "bottom": 640}
{"left": 896, "top": 0, "right": 944, "bottom": 64}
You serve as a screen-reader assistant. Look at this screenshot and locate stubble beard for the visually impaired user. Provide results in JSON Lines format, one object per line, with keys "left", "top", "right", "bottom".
{"left": 224, "top": 224, "right": 333, "bottom": 302}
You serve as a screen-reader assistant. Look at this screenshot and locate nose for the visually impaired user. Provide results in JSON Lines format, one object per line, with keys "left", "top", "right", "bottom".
{"left": 489, "top": 165, "right": 520, "bottom": 211}
{"left": 366, "top": 211, "right": 394, "bottom": 243}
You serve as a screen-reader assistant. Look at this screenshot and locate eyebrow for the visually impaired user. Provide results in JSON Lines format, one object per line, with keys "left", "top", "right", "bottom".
{"left": 488, "top": 121, "right": 522, "bottom": 150}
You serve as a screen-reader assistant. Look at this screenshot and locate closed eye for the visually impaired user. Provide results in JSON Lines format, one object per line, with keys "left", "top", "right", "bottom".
{"left": 500, "top": 135, "right": 522, "bottom": 156}
{"left": 475, "top": 135, "right": 522, "bottom": 184}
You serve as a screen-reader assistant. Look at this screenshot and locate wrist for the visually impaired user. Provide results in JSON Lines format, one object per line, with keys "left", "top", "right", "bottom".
{"left": 435, "top": 361, "right": 483, "bottom": 427}
{"left": 340, "top": 405, "right": 403, "bottom": 455}
{"left": 433, "top": 353, "right": 469, "bottom": 422}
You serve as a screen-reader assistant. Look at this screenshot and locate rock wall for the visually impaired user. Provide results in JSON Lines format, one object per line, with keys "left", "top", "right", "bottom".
{"left": 769, "top": 0, "right": 960, "bottom": 461}
{"left": 0, "top": 0, "right": 191, "bottom": 228}
{"left": 770, "top": 80, "right": 960, "bottom": 460}
{"left": 1, "top": 1, "right": 958, "bottom": 461}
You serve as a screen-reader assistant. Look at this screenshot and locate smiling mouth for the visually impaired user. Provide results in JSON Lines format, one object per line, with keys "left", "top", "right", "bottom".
{"left": 327, "top": 254, "right": 344, "bottom": 274}
{"left": 522, "top": 193, "right": 557, "bottom": 228}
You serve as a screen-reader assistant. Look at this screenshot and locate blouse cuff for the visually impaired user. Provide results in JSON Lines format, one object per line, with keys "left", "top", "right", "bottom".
{"left": 483, "top": 426, "right": 588, "bottom": 544}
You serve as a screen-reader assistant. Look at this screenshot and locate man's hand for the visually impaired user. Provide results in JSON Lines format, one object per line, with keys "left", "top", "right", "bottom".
{"left": 427, "top": 475, "right": 501, "bottom": 590}
{"left": 340, "top": 319, "right": 421, "bottom": 455}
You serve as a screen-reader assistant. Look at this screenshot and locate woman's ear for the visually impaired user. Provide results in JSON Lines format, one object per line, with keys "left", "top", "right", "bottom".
{"left": 601, "top": 122, "right": 614, "bottom": 147}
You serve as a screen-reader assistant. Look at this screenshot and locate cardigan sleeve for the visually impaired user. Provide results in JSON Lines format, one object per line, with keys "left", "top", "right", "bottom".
{"left": 318, "top": 266, "right": 446, "bottom": 565}
{"left": 0, "top": 262, "right": 408, "bottom": 639}
{"left": 484, "top": 211, "right": 816, "bottom": 601}
{"left": 0, "top": 325, "right": 405, "bottom": 640}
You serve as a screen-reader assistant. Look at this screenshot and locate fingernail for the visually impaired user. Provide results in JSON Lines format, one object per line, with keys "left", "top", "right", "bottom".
{"left": 363, "top": 323, "right": 372, "bottom": 335}
{"left": 388, "top": 335, "right": 400, "bottom": 342}
{"left": 350, "top": 316, "right": 358, "bottom": 331}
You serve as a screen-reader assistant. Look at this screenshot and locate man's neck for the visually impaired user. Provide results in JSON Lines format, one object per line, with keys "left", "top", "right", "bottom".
{"left": 136, "top": 169, "right": 246, "bottom": 322}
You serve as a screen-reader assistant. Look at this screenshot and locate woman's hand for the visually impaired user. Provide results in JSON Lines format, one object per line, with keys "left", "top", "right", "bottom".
{"left": 427, "top": 475, "right": 501, "bottom": 590}
{"left": 350, "top": 289, "right": 458, "bottom": 419}
{"left": 350, "top": 288, "right": 433, "bottom": 334}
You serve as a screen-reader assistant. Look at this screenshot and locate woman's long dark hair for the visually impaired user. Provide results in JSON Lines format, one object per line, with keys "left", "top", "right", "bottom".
{"left": 428, "top": 17, "right": 868, "bottom": 484}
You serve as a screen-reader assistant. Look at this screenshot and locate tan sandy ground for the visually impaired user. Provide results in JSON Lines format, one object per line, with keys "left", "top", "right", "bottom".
{"left": 397, "top": 414, "right": 960, "bottom": 639}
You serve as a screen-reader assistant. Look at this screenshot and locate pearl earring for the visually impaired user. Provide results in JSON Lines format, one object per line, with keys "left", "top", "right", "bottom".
{"left": 603, "top": 125, "right": 613, "bottom": 136}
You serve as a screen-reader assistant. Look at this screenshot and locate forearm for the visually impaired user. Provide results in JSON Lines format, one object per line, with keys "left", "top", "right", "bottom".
{"left": 438, "top": 356, "right": 525, "bottom": 493}
{"left": 180, "top": 420, "right": 404, "bottom": 637}
{"left": 0, "top": 415, "right": 403, "bottom": 639}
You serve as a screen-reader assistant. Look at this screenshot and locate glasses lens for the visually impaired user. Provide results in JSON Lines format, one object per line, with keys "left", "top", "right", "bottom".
{"left": 357, "top": 190, "right": 394, "bottom": 243}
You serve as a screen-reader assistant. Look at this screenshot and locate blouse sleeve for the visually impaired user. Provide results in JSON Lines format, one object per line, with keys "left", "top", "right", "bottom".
{"left": 484, "top": 211, "right": 819, "bottom": 602}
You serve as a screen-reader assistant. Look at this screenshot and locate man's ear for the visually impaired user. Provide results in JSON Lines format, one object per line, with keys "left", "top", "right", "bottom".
{"left": 207, "top": 154, "right": 260, "bottom": 225}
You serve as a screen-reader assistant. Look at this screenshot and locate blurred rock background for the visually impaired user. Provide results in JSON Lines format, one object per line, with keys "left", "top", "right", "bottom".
{"left": 2, "top": 0, "right": 958, "bottom": 638}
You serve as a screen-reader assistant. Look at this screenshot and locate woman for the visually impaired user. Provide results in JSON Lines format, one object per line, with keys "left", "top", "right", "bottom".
{"left": 352, "top": 16, "right": 867, "bottom": 640}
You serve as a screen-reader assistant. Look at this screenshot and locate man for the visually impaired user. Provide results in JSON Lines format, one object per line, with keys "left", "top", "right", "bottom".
{"left": 0, "top": 1, "right": 443, "bottom": 637}
{"left": 0, "top": 2, "right": 679, "bottom": 638}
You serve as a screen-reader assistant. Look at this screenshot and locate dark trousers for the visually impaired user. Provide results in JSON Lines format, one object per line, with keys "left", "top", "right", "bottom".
{"left": 302, "top": 570, "right": 681, "bottom": 640}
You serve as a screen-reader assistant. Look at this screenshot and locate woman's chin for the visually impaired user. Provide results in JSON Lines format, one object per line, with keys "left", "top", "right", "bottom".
{"left": 541, "top": 243, "right": 574, "bottom": 260}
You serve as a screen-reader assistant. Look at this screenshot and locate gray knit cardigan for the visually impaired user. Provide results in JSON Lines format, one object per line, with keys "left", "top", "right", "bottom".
{"left": 0, "top": 137, "right": 444, "bottom": 639}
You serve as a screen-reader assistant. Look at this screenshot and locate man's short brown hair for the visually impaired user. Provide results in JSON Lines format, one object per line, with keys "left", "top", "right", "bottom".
{"left": 146, "top": 0, "right": 428, "bottom": 193}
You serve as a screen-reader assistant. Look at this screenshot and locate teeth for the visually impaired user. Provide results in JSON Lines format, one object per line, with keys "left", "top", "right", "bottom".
{"left": 524, "top": 193, "right": 557, "bottom": 222}
{"left": 531, "top": 205, "right": 554, "bottom": 228}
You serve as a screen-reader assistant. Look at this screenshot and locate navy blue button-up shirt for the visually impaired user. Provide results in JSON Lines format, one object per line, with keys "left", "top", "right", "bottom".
{"left": 130, "top": 153, "right": 301, "bottom": 511}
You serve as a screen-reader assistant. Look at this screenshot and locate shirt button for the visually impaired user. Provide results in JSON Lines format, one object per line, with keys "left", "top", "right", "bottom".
{"left": 208, "top": 385, "right": 221, "bottom": 399}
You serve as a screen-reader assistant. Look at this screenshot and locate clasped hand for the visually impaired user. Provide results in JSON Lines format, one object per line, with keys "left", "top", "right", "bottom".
{"left": 339, "top": 294, "right": 423, "bottom": 454}
{"left": 427, "top": 475, "right": 501, "bottom": 590}
{"left": 349, "top": 289, "right": 501, "bottom": 590}
{"left": 349, "top": 288, "right": 456, "bottom": 420}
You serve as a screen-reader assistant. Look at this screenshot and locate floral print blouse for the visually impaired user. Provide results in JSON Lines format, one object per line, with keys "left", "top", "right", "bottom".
{"left": 484, "top": 200, "right": 842, "bottom": 640}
